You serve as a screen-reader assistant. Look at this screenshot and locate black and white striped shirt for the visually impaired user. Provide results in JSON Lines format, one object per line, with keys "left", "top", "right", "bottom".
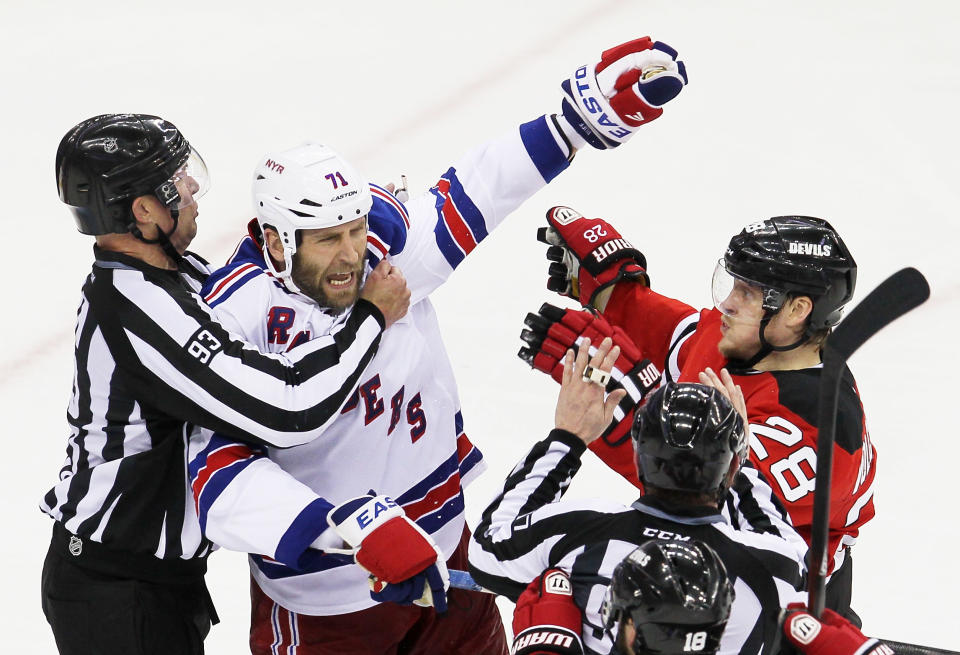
{"left": 468, "top": 430, "right": 808, "bottom": 655}
{"left": 40, "top": 248, "right": 384, "bottom": 563}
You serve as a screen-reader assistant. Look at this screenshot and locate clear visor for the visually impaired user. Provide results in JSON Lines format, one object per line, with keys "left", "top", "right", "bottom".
{"left": 711, "top": 259, "right": 766, "bottom": 326}
{"left": 154, "top": 148, "right": 211, "bottom": 210}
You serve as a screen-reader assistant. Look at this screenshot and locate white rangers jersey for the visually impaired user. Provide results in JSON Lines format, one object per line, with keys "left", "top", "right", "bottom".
{"left": 188, "top": 115, "right": 573, "bottom": 615}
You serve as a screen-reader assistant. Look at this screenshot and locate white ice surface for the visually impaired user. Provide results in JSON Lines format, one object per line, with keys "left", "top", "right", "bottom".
{"left": 2, "top": 1, "right": 958, "bottom": 651}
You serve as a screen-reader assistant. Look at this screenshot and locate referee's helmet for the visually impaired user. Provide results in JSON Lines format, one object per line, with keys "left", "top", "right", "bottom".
{"left": 601, "top": 539, "right": 734, "bottom": 655}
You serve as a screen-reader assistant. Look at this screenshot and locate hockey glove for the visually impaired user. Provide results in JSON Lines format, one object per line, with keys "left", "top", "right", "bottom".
{"left": 368, "top": 566, "right": 449, "bottom": 613}
{"left": 538, "top": 206, "right": 648, "bottom": 307}
{"left": 780, "top": 605, "right": 892, "bottom": 655}
{"left": 520, "top": 304, "right": 651, "bottom": 484}
{"left": 519, "top": 303, "right": 661, "bottom": 402}
{"left": 557, "top": 37, "right": 687, "bottom": 150}
{"left": 512, "top": 569, "right": 585, "bottom": 655}
{"left": 328, "top": 494, "right": 449, "bottom": 611}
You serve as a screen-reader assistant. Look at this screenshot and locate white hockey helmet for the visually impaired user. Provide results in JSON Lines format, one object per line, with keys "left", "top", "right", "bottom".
{"left": 252, "top": 142, "right": 372, "bottom": 289}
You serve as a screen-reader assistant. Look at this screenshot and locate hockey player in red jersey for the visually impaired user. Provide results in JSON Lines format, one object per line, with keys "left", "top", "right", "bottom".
{"left": 519, "top": 210, "right": 873, "bottom": 624}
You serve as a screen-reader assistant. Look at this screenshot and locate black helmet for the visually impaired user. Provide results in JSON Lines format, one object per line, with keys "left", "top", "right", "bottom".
{"left": 722, "top": 216, "right": 857, "bottom": 332}
{"left": 632, "top": 383, "right": 747, "bottom": 498}
{"left": 56, "top": 114, "right": 206, "bottom": 235}
{"left": 601, "top": 540, "right": 734, "bottom": 655}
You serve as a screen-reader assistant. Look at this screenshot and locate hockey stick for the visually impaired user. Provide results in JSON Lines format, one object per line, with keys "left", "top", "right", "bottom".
{"left": 449, "top": 568, "right": 492, "bottom": 593}
{"left": 809, "top": 267, "right": 930, "bottom": 617}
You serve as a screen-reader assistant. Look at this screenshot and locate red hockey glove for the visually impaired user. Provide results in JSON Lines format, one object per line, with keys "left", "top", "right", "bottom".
{"left": 519, "top": 302, "right": 661, "bottom": 404}
{"left": 328, "top": 494, "right": 449, "bottom": 611}
{"left": 780, "top": 605, "right": 892, "bottom": 655}
{"left": 512, "top": 569, "right": 584, "bottom": 655}
{"left": 538, "top": 206, "right": 648, "bottom": 307}
{"left": 558, "top": 37, "right": 688, "bottom": 150}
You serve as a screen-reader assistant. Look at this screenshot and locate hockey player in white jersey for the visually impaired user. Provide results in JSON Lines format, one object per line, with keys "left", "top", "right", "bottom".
{"left": 188, "top": 36, "right": 689, "bottom": 654}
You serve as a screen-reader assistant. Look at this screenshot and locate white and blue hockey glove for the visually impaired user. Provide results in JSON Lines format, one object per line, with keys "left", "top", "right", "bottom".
{"left": 559, "top": 37, "right": 687, "bottom": 150}
{"left": 328, "top": 493, "right": 450, "bottom": 611}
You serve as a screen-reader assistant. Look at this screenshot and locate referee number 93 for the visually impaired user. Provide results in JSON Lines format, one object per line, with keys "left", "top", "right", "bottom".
{"left": 187, "top": 329, "right": 222, "bottom": 364}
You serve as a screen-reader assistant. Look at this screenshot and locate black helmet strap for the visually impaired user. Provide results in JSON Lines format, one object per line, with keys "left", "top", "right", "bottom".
{"left": 729, "top": 310, "right": 811, "bottom": 370}
{"left": 128, "top": 206, "right": 182, "bottom": 262}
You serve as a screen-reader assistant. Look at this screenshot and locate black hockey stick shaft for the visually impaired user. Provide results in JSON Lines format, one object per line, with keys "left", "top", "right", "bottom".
{"left": 879, "top": 640, "right": 960, "bottom": 655}
{"left": 809, "top": 267, "right": 930, "bottom": 618}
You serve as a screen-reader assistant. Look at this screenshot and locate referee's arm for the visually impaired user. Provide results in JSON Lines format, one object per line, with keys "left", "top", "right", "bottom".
{"left": 95, "top": 267, "right": 385, "bottom": 448}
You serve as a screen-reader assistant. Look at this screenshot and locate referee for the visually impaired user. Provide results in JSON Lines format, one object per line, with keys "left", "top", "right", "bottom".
{"left": 468, "top": 340, "right": 809, "bottom": 655}
{"left": 40, "top": 114, "right": 409, "bottom": 655}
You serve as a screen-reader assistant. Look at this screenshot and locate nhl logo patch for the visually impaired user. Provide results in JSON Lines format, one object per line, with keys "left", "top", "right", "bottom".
{"left": 788, "top": 614, "right": 821, "bottom": 644}
{"left": 550, "top": 206, "right": 583, "bottom": 226}
{"left": 68, "top": 535, "right": 83, "bottom": 557}
{"left": 544, "top": 571, "right": 572, "bottom": 595}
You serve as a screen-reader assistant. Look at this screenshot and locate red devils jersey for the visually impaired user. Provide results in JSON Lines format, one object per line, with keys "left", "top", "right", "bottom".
{"left": 598, "top": 283, "right": 877, "bottom": 574}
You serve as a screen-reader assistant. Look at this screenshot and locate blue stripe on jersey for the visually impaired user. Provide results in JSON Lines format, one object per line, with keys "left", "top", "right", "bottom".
{"left": 519, "top": 115, "right": 571, "bottom": 183}
{"left": 432, "top": 203, "right": 467, "bottom": 268}
{"left": 275, "top": 497, "right": 335, "bottom": 569}
{"left": 454, "top": 410, "right": 464, "bottom": 434}
{"left": 370, "top": 183, "right": 410, "bottom": 227}
{"left": 415, "top": 490, "right": 465, "bottom": 535}
{"left": 368, "top": 190, "right": 409, "bottom": 255}
{"left": 206, "top": 267, "right": 262, "bottom": 309}
{"left": 394, "top": 453, "right": 459, "bottom": 506}
{"left": 458, "top": 446, "right": 483, "bottom": 479}
{"left": 442, "top": 167, "right": 488, "bottom": 243}
{"left": 201, "top": 238, "right": 263, "bottom": 293}
{"left": 194, "top": 458, "right": 258, "bottom": 533}
{"left": 251, "top": 550, "right": 354, "bottom": 579}
{"left": 431, "top": 167, "right": 488, "bottom": 268}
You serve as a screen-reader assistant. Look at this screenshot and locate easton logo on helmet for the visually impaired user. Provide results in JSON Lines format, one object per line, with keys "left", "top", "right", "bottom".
{"left": 787, "top": 242, "right": 833, "bottom": 257}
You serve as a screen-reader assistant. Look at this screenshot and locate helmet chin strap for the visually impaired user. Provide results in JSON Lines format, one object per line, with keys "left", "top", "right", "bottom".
{"left": 728, "top": 313, "right": 810, "bottom": 370}
{"left": 129, "top": 208, "right": 182, "bottom": 262}
{"left": 261, "top": 240, "right": 310, "bottom": 297}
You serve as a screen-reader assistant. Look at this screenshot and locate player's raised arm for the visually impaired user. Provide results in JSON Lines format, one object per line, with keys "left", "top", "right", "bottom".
{"left": 382, "top": 37, "right": 687, "bottom": 303}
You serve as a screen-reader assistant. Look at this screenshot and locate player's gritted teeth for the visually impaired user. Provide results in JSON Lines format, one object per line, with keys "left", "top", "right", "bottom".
{"left": 327, "top": 272, "right": 354, "bottom": 288}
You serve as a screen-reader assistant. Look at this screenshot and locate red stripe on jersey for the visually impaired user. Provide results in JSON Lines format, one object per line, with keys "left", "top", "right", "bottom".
{"left": 456, "top": 432, "right": 475, "bottom": 464}
{"left": 191, "top": 443, "right": 256, "bottom": 510}
{"left": 367, "top": 234, "right": 388, "bottom": 258}
{"left": 371, "top": 186, "right": 410, "bottom": 228}
{"left": 435, "top": 178, "right": 478, "bottom": 255}
{"left": 402, "top": 472, "right": 462, "bottom": 522}
{"left": 204, "top": 263, "right": 258, "bottom": 303}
